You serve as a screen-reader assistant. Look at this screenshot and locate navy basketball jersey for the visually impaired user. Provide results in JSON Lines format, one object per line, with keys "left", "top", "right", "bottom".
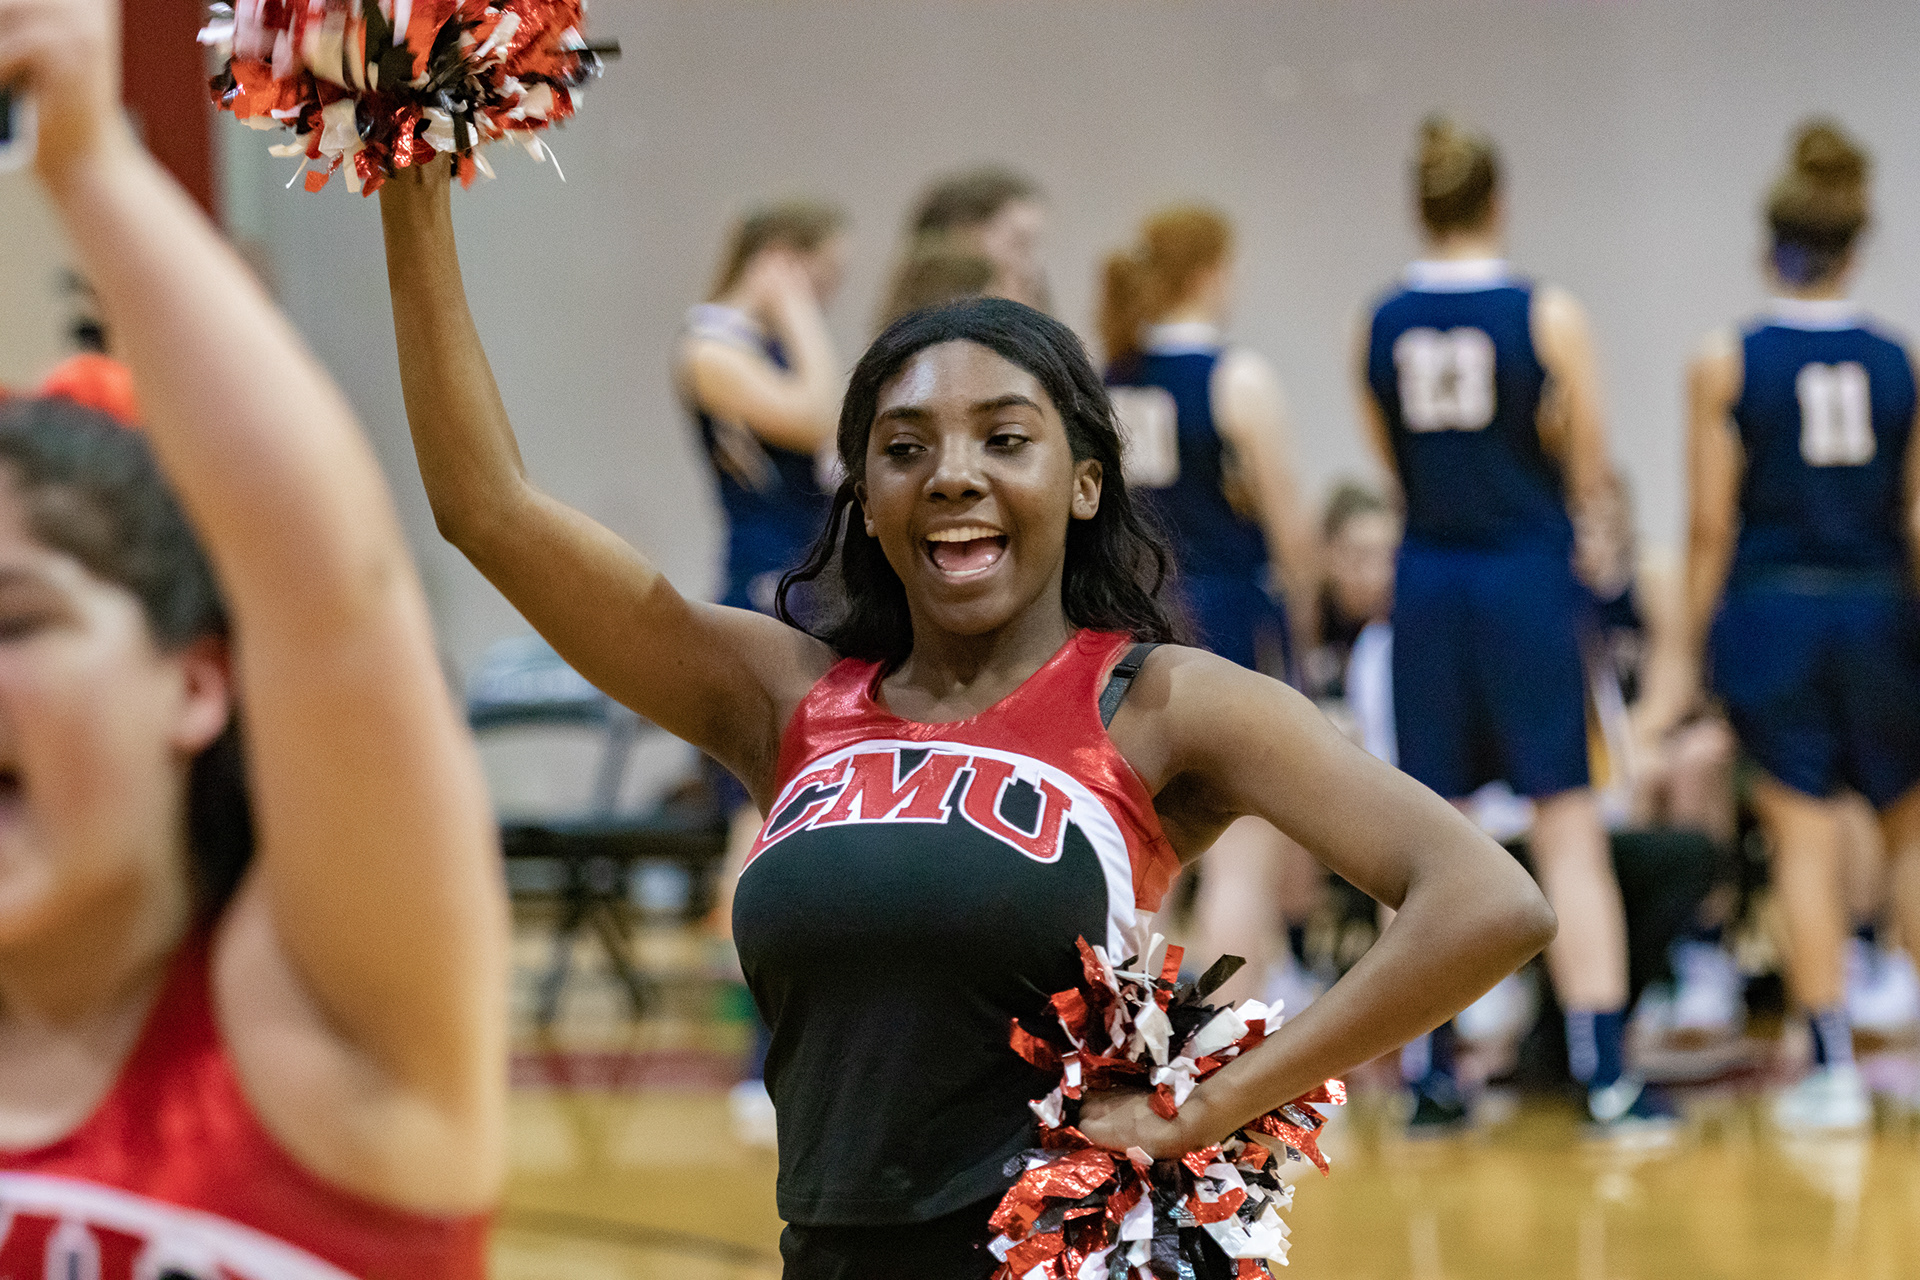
{"left": 1366, "top": 260, "right": 1571, "bottom": 552}
{"left": 1105, "top": 323, "right": 1267, "bottom": 579}
{"left": 1729, "top": 300, "right": 1918, "bottom": 580}
{"left": 680, "top": 303, "right": 832, "bottom": 612}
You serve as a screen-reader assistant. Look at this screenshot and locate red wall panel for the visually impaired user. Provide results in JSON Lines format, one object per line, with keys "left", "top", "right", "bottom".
{"left": 122, "top": 0, "right": 217, "bottom": 218}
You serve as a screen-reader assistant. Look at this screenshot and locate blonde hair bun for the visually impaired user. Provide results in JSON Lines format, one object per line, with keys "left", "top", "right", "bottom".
{"left": 1414, "top": 114, "right": 1499, "bottom": 235}
{"left": 1790, "top": 120, "right": 1867, "bottom": 194}
{"left": 1766, "top": 117, "right": 1869, "bottom": 283}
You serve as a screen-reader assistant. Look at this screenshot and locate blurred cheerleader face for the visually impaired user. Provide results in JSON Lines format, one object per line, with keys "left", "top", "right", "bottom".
{"left": 741, "top": 236, "right": 850, "bottom": 314}
{"left": 858, "top": 340, "right": 1099, "bottom": 640}
{"left": 0, "top": 476, "right": 229, "bottom": 949}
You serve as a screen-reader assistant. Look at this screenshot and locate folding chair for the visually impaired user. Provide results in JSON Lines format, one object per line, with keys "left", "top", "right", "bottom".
{"left": 467, "top": 635, "right": 726, "bottom": 1027}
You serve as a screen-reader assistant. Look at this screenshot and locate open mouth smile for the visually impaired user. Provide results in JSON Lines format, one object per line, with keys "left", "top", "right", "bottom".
{"left": 925, "top": 524, "right": 1009, "bottom": 580}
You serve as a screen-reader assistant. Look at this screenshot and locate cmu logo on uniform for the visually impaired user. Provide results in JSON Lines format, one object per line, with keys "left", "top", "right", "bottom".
{"left": 0, "top": 1174, "right": 355, "bottom": 1280}
{"left": 752, "top": 741, "right": 1076, "bottom": 864}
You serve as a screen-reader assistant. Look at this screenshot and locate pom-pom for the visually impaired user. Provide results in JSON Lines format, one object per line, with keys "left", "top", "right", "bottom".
{"left": 199, "top": 0, "right": 613, "bottom": 195}
{"left": 38, "top": 354, "right": 141, "bottom": 426}
{"left": 988, "top": 933, "right": 1343, "bottom": 1279}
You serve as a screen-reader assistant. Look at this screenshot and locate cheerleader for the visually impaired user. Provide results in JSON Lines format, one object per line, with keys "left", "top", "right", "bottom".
{"left": 0, "top": 1, "right": 504, "bottom": 1274}
{"left": 1357, "top": 116, "right": 1652, "bottom": 1130}
{"left": 1678, "top": 119, "right": 1920, "bottom": 1130}
{"left": 1100, "top": 205, "right": 1321, "bottom": 1007}
{"left": 380, "top": 156, "right": 1554, "bottom": 1273}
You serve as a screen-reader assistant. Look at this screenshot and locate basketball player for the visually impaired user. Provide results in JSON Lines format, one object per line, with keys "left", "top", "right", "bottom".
{"left": 679, "top": 201, "right": 847, "bottom": 1144}
{"left": 381, "top": 148, "right": 1555, "bottom": 1272}
{"left": 1357, "top": 115, "right": 1655, "bottom": 1130}
{"left": 1101, "top": 205, "right": 1321, "bottom": 1008}
{"left": 1678, "top": 119, "right": 1920, "bottom": 1131}
{"left": 681, "top": 202, "right": 847, "bottom": 618}
{"left": 0, "top": 1, "right": 505, "bottom": 1273}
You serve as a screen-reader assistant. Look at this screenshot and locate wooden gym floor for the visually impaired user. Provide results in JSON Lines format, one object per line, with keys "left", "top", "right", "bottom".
{"left": 491, "top": 919, "right": 1920, "bottom": 1280}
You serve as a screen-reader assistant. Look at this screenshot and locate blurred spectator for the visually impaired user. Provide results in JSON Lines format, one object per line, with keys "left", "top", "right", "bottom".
{"left": 1305, "top": 480, "right": 1399, "bottom": 704}
{"left": 874, "top": 245, "right": 997, "bottom": 332}
{"left": 882, "top": 165, "right": 1050, "bottom": 322}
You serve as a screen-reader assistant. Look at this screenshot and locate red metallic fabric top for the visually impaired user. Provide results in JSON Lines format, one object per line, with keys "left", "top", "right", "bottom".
{"left": 0, "top": 933, "right": 489, "bottom": 1280}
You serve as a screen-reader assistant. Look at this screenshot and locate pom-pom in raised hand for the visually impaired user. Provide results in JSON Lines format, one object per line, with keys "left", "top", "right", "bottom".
{"left": 199, "top": 0, "right": 612, "bottom": 194}
{"left": 990, "top": 933, "right": 1344, "bottom": 1279}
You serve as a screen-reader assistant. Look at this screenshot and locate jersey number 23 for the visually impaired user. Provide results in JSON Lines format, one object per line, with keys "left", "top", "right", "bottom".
{"left": 1393, "top": 327, "right": 1496, "bottom": 433}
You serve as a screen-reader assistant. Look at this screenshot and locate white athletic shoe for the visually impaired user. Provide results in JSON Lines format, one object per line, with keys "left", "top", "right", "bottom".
{"left": 1457, "top": 971, "right": 1538, "bottom": 1045}
{"left": 1669, "top": 940, "right": 1745, "bottom": 1040}
{"left": 728, "top": 1079, "right": 779, "bottom": 1149}
{"left": 1770, "top": 1064, "right": 1872, "bottom": 1135}
{"left": 1846, "top": 940, "right": 1920, "bottom": 1036}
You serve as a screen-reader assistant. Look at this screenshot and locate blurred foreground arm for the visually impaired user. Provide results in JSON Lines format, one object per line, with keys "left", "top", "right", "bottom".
{"left": 6, "top": 0, "right": 505, "bottom": 1208}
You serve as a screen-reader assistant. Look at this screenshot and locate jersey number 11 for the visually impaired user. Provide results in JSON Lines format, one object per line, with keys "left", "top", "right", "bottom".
{"left": 1796, "top": 362, "right": 1874, "bottom": 467}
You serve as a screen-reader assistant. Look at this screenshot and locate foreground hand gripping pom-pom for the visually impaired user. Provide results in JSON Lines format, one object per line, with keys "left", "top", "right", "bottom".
{"left": 199, "top": 0, "right": 611, "bottom": 194}
{"left": 990, "top": 933, "right": 1343, "bottom": 1279}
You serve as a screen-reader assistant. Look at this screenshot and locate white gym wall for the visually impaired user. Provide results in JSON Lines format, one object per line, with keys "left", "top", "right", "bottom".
{"left": 28, "top": 0, "right": 1920, "bottom": 700}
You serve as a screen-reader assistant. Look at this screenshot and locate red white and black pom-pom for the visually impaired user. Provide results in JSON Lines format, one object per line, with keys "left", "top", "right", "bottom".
{"left": 199, "top": 0, "right": 612, "bottom": 195}
{"left": 989, "top": 933, "right": 1344, "bottom": 1279}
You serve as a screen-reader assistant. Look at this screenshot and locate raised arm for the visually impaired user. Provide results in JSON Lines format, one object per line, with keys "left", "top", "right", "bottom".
{"left": 6, "top": 0, "right": 502, "bottom": 1206}
{"left": 1679, "top": 331, "right": 1745, "bottom": 719}
{"left": 1532, "top": 286, "right": 1619, "bottom": 525}
{"left": 1096, "top": 649, "right": 1556, "bottom": 1148}
{"left": 1213, "top": 348, "right": 1319, "bottom": 660}
{"left": 377, "top": 162, "right": 831, "bottom": 797}
{"left": 681, "top": 255, "right": 841, "bottom": 454}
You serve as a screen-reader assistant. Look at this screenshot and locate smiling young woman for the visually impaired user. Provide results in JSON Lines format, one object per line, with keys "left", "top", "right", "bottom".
{"left": 379, "top": 160, "right": 1554, "bottom": 1277}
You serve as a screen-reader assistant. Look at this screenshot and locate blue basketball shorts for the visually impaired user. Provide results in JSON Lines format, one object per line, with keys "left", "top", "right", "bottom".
{"left": 1709, "top": 579, "right": 1920, "bottom": 810}
{"left": 1391, "top": 541, "right": 1591, "bottom": 801}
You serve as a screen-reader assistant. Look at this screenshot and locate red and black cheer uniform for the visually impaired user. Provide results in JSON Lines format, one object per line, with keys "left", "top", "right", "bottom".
{"left": 733, "top": 630, "right": 1181, "bottom": 1276}
{"left": 0, "top": 934, "right": 489, "bottom": 1280}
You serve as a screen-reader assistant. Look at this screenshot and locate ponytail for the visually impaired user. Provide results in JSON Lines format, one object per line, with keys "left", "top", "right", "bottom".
{"left": 1099, "top": 250, "right": 1154, "bottom": 365}
{"left": 1097, "top": 206, "right": 1233, "bottom": 364}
